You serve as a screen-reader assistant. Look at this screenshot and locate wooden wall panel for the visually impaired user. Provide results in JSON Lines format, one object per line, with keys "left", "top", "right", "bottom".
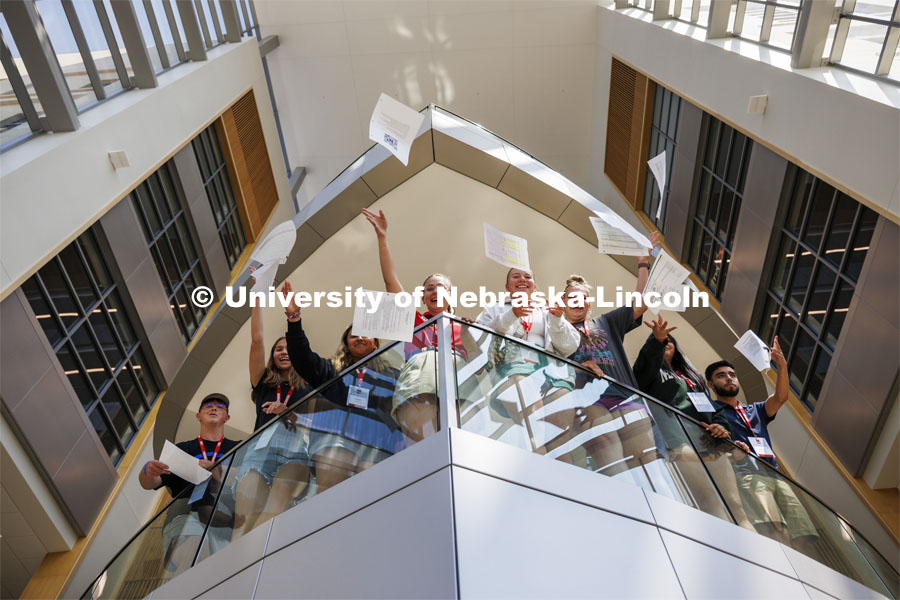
{"left": 218, "top": 90, "right": 278, "bottom": 243}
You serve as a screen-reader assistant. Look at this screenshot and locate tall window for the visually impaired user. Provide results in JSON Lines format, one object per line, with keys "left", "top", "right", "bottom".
{"left": 21, "top": 229, "right": 160, "bottom": 465}
{"left": 687, "top": 117, "right": 753, "bottom": 298}
{"left": 192, "top": 124, "right": 246, "bottom": 268}
{"left": 131, "top": 162, "right": 212, "bottom": 344}
{"left": 757, "top": 167, "right": 878, "bottom": 411}
{"left": 643, "top": 85, "right": 681, "bottom": 231}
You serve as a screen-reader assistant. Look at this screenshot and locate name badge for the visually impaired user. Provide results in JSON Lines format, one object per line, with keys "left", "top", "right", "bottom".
{"left": 748, "top": 436, "right": 775, "bottom": 458}
{"left": 253, "top": 426, "right": 276, "bottom": 450}
{"left": 687, "top": 392, "right": 715, "bottom": 413}
{"left": 520, "top": 348, "right": 541, "bottom": 365}
{"left": 347, "top": 385, "right": 370, "bottom": 409}
{"left": 188, "top": 478, "right": 209, "bottom": 504}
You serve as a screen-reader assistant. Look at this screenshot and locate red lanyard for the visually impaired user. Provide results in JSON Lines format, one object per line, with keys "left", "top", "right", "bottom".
{"left": 676, "top": 371, "right": 695, "bottom": 391}
{"left": 356, "top": 367, "right": 367, "bottom": 386}
{"left": 521, "top": 314, "right": 534, "bottom": 338}
{"left": 276, "top": 385, "right": 294, "bottom": 405}
{"left": 734, "top": 403, "right": 755, "bottom": 432}
{"left": 574, "top": 321, "right": 590, "bottom": 338}
{"left": 198, "top": 437, "right": 223, "bottom": 461}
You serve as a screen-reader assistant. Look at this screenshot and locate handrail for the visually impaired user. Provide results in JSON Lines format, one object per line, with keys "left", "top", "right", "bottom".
{"left": 84, "top": 312, "right": 898, "bottom": 599}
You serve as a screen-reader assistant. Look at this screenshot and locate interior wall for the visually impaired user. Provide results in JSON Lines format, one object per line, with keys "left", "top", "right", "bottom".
{"left": 175, "top": 163, "right": 742, "bottom": 440}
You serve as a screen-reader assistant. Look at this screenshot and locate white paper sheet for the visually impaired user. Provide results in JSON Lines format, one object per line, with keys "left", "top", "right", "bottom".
{"left": 249, "top": 221, "right": 297, "bottom": 293}
{"left": 483, "top": 222, "right": 530, "bottom": 271}
{"left": 643, "top": 250, "right": 691, "bottom": 313}
{"left": 368, "top": 93, "right": 425, "bottom": 166}
{"left": 734, "top": 330, "right": 772, "bottom": 372}
{"left": 351, "top": 290, "right": 416, "bottom": 343}
{"left": 159, "top": 440, "right": 212, "bottom": 485}
{"left": 648, "top": 150, "right": 666, "bottom": 198}
{"left": 588, "top": 216, "right": 652, "bottom": 256}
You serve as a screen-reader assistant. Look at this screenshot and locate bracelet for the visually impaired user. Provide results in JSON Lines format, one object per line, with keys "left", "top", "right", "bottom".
{"left": 142, "top": 460, "right": 151, "bottom": 476}
{"left": 285, "top": 311, "right": 300, "bottom": 320}
{"left": 638, "top": 262, "right": 651, "bottom": 270}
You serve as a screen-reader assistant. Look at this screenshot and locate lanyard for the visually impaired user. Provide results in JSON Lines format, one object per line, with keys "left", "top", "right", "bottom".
{"left": 276, "top": 385, "right": 294, "bottom": 405}
{"left": 676, "top": 371, "right": 695, "bottom": 391}
{"left": 734, "top": 403, "right": 755, "bottom": 432}
{"left": 198, "top": 437, "right": 223, "bottom": 461}
{"left": 521, "top": 314, "right": 534, "bottom": 338}
{"left": 356, "top": 367, "right": 367, "bottom": 386}
{"left": 574, "top": 321, "right": 590, "bottom": 338}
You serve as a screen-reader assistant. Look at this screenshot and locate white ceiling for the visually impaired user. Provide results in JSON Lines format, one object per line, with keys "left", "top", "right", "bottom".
{"left": 256, "top": 0, "right": 602, "bottom": 209}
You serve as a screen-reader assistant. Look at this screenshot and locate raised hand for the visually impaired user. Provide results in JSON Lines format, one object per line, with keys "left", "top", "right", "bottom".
{"left": 644, "top": 315, "right": 677, "bottom": 342}
{"left": 283, "top": 281, "right": 301, "bottom": 317}
{"left": 361, "top": 208, "right": 388, "bottom": 237}
{"left": 770, "top": 335, "right": 786, "bottom": 369}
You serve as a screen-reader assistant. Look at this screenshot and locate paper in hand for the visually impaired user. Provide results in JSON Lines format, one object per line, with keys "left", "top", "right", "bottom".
{"left": 483, "top": 223, "right": 530, "bottom": 271}
{"left": 159, "top": 440, "right": 212, "bottom": 485}
{"left": 249, "top": 221, "right": 296, "bottom": 293}
{"left": 369, "top": 93, "right": 425, "bottom": 166}
{"left": 734, "top": 330, "right": 772, "bottom": 372}
{"left": 643, "top": 251, "right": 691, "bottom": 313}
{"left": 352, "top": 290, "right": 416, "bottom": 343}
{"left": 589, "top": 215, "right": 652, "bottom": 256}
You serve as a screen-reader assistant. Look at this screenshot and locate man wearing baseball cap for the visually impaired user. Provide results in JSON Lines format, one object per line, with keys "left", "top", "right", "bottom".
{"left": 138, "top": 393, "right": 241, "bottom": 573}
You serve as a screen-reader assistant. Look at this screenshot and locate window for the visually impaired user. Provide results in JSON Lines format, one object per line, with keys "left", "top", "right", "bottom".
{"left": 131, "top": 162, "right": 213, "bottom": 344}
{"left": 21, "top": 228, "right": 160, "bottom": 465}
{"left": 192, "top": 124, "right": 247, "bottom": 268}
{"left": 643, "top": 85, "right": 681, "bottom": 231}
{"left": 756, "top": 167, "right": 878, "bottom": 411}
{"left": 687, "top": 117, "right": 753, "bottom": 298}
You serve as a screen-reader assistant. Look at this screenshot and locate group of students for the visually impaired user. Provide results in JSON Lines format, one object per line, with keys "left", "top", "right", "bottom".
{"left": 139, "top": 208, "right": 818, "bottom": 571}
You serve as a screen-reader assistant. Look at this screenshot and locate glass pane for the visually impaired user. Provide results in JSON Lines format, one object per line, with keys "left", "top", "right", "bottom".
{"left": 778, "top": 312, "right": 798, "bottom": 362}
{"left": 157, "top": 237, "right": 181, "bottom": 286}
{"left": 149, "top": 173, "right": 173, "bottom": 223}
{"left": 846, "top": 207, "right": 877, "bottom": 281}
{"left": 803, "top": 180, "right": 835, "bottom": 252}
{"left": 771, "top": 235, "right": 795, "bottom": 299}
{"left": 129, "top": 348, "right": 159, "bottom": 400}
{"left": 134, "top": 186, "right": 161, "bottom": 239}
{"left": 715, "top": 125, "right": 732, "bottom": 175}
{"left": 175, "top": 286, "right": 197, "bottom": 340}
{"left": 759, "top": 296, "right": 779, "bottom": 346}
{"left": 839, "top": 522, "right": 900, "bottom": 600}
{"left": 698, "top": 231, "right": 714, "bottom": 281}
{"left": 455, "top": 322, "right": 733, "bottom": 520}
{"left": 158, "top": 164, "right": 183, "bottom": 218}
{"left": 22, "top": 278, "right": 63, "bottom": 347}
{"left": 823, "top": 194, "right": 857, "bottom": 270}
{"left": 726, "top": 131, "right": 745, "bottom": 187}
{"left": 149, "top": 0, "right": 180, "bottom": 66}
{"left": 737, "top": 139, "right": 752, "bottom": 192}
{"left": 88, "top": 407, "right": 121, "bottom": 464}
{"left": 659, "top": 88, "right": 671, "bottom": 132}
{"left": 59, "top": 244, "right": 99, "bottom": 311}
{"left": 72, "top": 325, "right": 111, "bottom": 391}
{"left": 183, "top": 270, "right": 207, "bottom": 324}
{"left": 786, "top": 169, "right": 814, "bottom": 235}
{"left": 838, "top": 20, "right": 888, "bottom": 74}
{"left": 79, "top": 232, "right": 113, "bottom": 293}
{"left": 103, "top": 388, "right": 135, "bottom": 445}
{"left": 57, "top": 341, "right": 95, "bottom": 407}
{"left": 803, "top": 263, "right": 836, "bottom": 335}
{"left": 707, "top": 179, "right": 722, "bottom": 231}
{"left": 40, "top": 259, "right": 82, "bottom": 330}
{"left": 653, "top": 87, "right": 664, "bottom": 128}
{"left": 176, "top": 216, "right": 198, "bottom": 264}
{"left": 728, "top": 197, "right": 741, "bottom": 247}
{"left": 0, "top": 14, "right": 43, "bottom": 146}
{"left": 717, "top": 190, "right": 734, "bottom": 242}
{"left": 804, "top": 350, "right": 830, "bottom": 410}
{"left": 703, "top": 120, "right": 720, "bottom": 168}
{"left": 788, "top": 328, "right": 815, "bottom": 392}
{"left": 166, "top": 230, "right": 190, "bottom": 277}
{"left": 787, "top": 251, "right": 815, "bottom": 314}
{"left": 668, "top": 93, "right": 680, "bottom": 137}
{"left": 106, "top": 291, "right": 137, "bottom": 351}
{"left": 71, "top": 0, "right": 124, "bottom": 95}
{"left": 34, "top": 0, "right": 101, "bottom": 108}
{"left": 100, "top": 0, "right": 135, "bottom": 78}
{"left": 90, "top": 309, "right": 125, "bottom": 369}
{"left": 716, "top": 249, "right": 730, "bottom": 297}
{"left": 825, "top": 281, "right": 853, "bottom": 349}
{"left": 118, "top": 371, "right": 148, "bottom": 425}
{"left": 130, "top": 0, "right": 163, "bottom": 73}
{"left": 695, "top": 170, "right": 711, "bottom": 223}
{"left": 770, "top": 7, "right": 800, "bottom": 50}
{"left": 688, "top": 222, "right": 703, "bottom": 270}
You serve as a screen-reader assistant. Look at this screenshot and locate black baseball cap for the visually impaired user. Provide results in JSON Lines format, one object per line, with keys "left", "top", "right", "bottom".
{"left": 199, "top": 393, "right": 230, "bottom": 413}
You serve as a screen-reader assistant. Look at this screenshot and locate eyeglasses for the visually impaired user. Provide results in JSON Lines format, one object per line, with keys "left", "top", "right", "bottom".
{"left": 201, "top": 402, "right": 227, "bottom": 410}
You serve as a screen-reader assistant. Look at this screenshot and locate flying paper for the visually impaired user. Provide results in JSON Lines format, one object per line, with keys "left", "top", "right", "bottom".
{"left": 483, "top": 223, "right": 530, "bottom": 271}
{"left": 734, "top": 330, "right": 772, "bottom": 372}
{"left": 643, "top": 251, "right": 691, "bottom": 313}
{"left": 249, "top": 221, "right": 296, "bottom": 293}
{"left": 369, "top": 93, "right": 425, "bottom": 166}
{"left": 589, "top": 215, "right": 652, "bottom": 256}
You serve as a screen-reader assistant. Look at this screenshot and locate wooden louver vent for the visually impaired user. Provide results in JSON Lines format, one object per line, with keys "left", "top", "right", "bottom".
{"left": 604, "top": 58, "right": 652, "bottom": 209}
{"left": 219, "top": 90, "right": 278, "bottom": 243}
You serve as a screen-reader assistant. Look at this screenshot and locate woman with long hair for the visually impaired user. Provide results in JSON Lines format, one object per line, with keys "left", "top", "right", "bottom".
{"left": 233, "top": 287, "right": 312, "bottom": 538}
{"left": 633, "top": 316, "right": 752, "bottom": 529}
{"left": 283, "top": 282, "right": 403, "bottom": 492}
{"left": 362, "top": 208, "right": 477, "bottom": 442}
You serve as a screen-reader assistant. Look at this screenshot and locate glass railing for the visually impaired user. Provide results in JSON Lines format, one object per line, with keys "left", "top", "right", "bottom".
{"left": 83, "top": 318, "right": 439, "bottom": 599}
{"left": 451, "top": 317, "right": 898, "bottom": 599}
{"left": 84, "top": 313, "right": 898, "bottom": 599}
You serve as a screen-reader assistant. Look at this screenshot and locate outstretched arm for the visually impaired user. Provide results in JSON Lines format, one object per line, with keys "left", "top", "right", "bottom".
{"left": 362, "top": 208, "right": 403, "bottom": 294}
{"left": 765, "top": 336, "right": 789, "bottom": 418}
{"left": 633, "top": 231, "right": 661, "bottom": 320}
{"left": 249, "top": 270, "right": 266, "bottom": 386}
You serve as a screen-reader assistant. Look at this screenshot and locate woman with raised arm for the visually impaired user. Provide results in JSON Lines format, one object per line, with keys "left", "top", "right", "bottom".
{"left": 474, "top": 267, "right": 580, "bottom": 453}
{"left": 633, "top": 316, "right": 753, "bottom": 529}
{"left": 282, "top": 282, "right": 403, "bottom": 492}
{"left": 361, "top": 208, "right": 477, "bottom": 442}
{"left": 233, "top": 284, "right": 312, "bottom": 538}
